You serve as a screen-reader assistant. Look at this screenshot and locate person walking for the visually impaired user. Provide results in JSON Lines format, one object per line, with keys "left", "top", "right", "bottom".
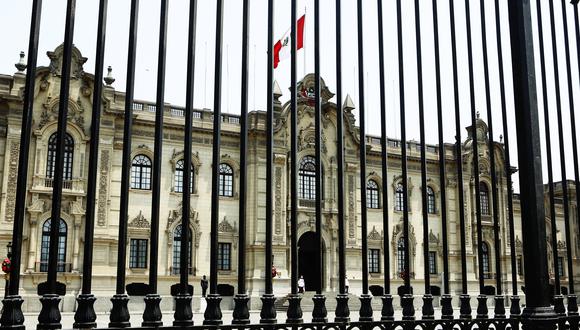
{"left": 200, "top": 275, "right": 208, "bottom": 297}
{"left": 297, "top": 275, "right": 305, "bottom": 293}
{"left": 344, "top": 275, "right": 349, "bottom": 294}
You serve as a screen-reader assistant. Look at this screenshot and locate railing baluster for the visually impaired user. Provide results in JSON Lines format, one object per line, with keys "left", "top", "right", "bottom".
{"left": 479, "top": 0, "right": 505, "bottom": 317}
{"left": 413, "top": 0, "right": 434, "bottom": 320}
{"left": 233, "top": 0, "right": 251, "bottom": 325}
{"left": 109, "top": 0, "right": 139, "bottom": 327}
{"left": 260, "top": 0, "right": 277, "bottom": 324}
{"left": 507, "top": 0, "right": 558, "bottom": 328}
{"left": 73, "top": 0, "right": 108, "bottom": 328}
{"left": 286, "top": 0, "right": 303, "bottom": 323}
{"left": 396, "top": 0, "right": 414, "bottom": 320}
{"left": 205, "top": 0, "right": 224, "bottom": 325}
{"left": 142, "top": 0, "right": 169, "bottom": 326}
{"left": 377, "top": 0, "right": 394, "bottom": 321}
{"left": 0, "top": 0, "right": 41, "bottom": 327}
{"left": 356, "top": 0, "right": 373, "bottom": 322}
{"left": 174, "top": 0, "right": 197, "bottom": 326}
{"left": 546, "top": 0, "right": 567, "bottom": 315}
{"left": 38, "top": 1, "right": 76, "bottom": 328}
{"left": 558, "top": 0, "right": 578, "bottom": 315}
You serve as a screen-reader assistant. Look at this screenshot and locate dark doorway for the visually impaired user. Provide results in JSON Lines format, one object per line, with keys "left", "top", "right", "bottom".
{"left": 298, "top": 231, "right": 324, "bottom": 292}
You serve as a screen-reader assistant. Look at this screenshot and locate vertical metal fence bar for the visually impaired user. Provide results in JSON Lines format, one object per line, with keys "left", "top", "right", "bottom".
{"left": 396, "top": 0, "right": 414, "bottom": 320}
{"left": 432, "top": 0, "right": 453, "bottom": 319}
{"left": 312, "top": 0, "right": 327, "bottom": 322}
{"left": 479, "top": 0, "right": 505, "bottom": 317}
{"left": 233, "top": 0, "right": 251, "bottom": 324}
{"left": 377, "top": 0, "right": 394, "bottom": 321}
{"left": 356, "top": 0, "right": 373, "bottom": 322}
{"left": 38, "top": 1, "right": 76, "bottom": 328}
{"left": 73, "top": 0, "right": 108, "bottom": 328}
{"left": 546, "top": 0, "right": 567, "bottom": 315}
{"left": 449, "top": 0, "right": 472, "bottom": 319}
{"left": 558, "top": 0, "right": 578, "bottom": 315}
{"left": 464, "top": 0, "right": 488, "bottom": 318}
{"left": 334, "top": 0, "right": 350, "bottom": 322}
{"left": 413, "top": 0, "right": 434, "bottom": 320}
{"left": 142, "top": 0, "right": 168, "bottom": 327}
{"left": 109, "top": 0, "right": 139, "bottom": 327}
{"left": 173, "top": 0, "right": 196, "bottom": 326}
{"left": 494, "top": 0, "right": 521, "bottom": 316}
{"left": 260, "top": 0, "right": 277, "bottom": 324}
{"left": 1, "top": 0, "right": 42, "bottom": 325}
{"left": 507, "top": 0, "right": 558, "bottom": 328}
{"left": 205, "top": 0, "right": 224, "bottom": 325}
{"left": 287, "top": 0, "right": 303, "bottom": 322}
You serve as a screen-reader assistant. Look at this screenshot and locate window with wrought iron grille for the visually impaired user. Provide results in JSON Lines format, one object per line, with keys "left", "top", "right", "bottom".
{"left": 131, "top": 155, "right": 152, "bottom": 190}
{"left": 298, "top": 156, "right": 317, "bottom": 200}
{"left": 395, "top": 183, "right": 404, "bottom": 211}
{"left": 482, "top": 242, "right": 491, "bottom": 278}
{"left": 172, "top": 225, "right": 192, "bottom": 275}
{"left": 429, "top": 251, "right": 437, "bottom": 274}
{"left": 558, "top": 256, "right": 565, "bottom": 277}
{"left": 174, "top": 159, "right": 194, "bottom": 193}
{"left": 479, "top": 183, "right": 490, "bottom": 215}
{"left": 218, "top": 163, "right": 234, "bottom": 197}
{"left": 368, "top": 248, "right": 380, "bottom": 273}
{"left": 40, "top": 219, "right": 67, "bottom": 272}
{"left": 367, "top": 180, "right": 380, "bottom": 209}
{"left": 46, "top": 132, "right": 74, "bottom": 181}
{"left": 427, "top": 186, "right": 436, "bottom": 214}
{"left": 217, "top": 242, "right": 231, "bottom": 270}
{"left": 129, "top": 239, "right": 148, "bottom": 269}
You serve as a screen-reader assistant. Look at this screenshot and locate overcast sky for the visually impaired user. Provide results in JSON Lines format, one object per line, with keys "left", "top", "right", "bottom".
{"left": 2, "top": 0, "right": 580, "bottom": 193}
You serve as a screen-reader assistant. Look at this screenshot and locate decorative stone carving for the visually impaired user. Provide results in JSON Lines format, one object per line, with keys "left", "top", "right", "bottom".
{"left": 428, "top": 230, "right": 439, "bottom": 245}
{"left": 128, "top": 211, "right": 150, "bottom": 228}
{"left": 298, "top": 123, "right": 327, "bottom": 154}
{"left": 167, "top": 203, "right": 201, "bottom": 247}
{"left": 348, "top": 175, "right": 355, "bottom": 239}
{"left": 557, "top": 240, "right": 566, "bottom": 250}
{"left": 97, "top": 150, "right": 110, "bottom": 226}
{"left": 275, "top": 167, "right": 282, "bottom": 235}
{"left": 391, "top": 218, "right": 417, "bottom": 256}
{"left": 5, "top": 142, "right": 19, "bottom": 222}
{"left": 368, "top": 226, "right": 382, "bottom": 241}
{"left": 218, "top": 217, "right": 236, "bottom": 233}
{"left": 38, "top": 97, "right": 85, "bottom": 131}
{"left": 515, "top": 236, "right": 522, "bottom": 248}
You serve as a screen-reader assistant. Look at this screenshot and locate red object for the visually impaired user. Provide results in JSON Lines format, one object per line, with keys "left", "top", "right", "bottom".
{"left": 271, "top": 266, "right": 277, "bottom": 278}
{"left": 2, "top": 258, "right": 11, "bottom": 273}
{"left": 273, "top": 14, "right": 305, "bottom": 69}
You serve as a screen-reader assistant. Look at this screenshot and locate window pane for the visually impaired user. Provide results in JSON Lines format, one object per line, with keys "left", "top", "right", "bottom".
{"left": 218, "top": 243, "right": 231, "bottom": 270}
{"left": 429, "top": 251, "right": 437, "bottom": 274}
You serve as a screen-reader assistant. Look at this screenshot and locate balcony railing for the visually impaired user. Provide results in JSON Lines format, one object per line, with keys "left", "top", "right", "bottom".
{"left": 170, "top": 266, "right": 194, "bottom": 276}
{"left": 35, "top": 261, "right": 72, "bottom": 273}
{"left": 33, "top": 176, "right": 84, "bottom": 192}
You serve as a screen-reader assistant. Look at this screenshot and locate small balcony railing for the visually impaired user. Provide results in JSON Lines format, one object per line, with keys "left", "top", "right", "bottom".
{"left": 35, "top": 261, "right": 72, "bottom": 273}
{"left": 33, "top": 176, "right": 84, "bottom": 192}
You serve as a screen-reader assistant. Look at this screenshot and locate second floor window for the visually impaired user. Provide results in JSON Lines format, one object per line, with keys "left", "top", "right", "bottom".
{"left": 131, "top": 155, "right": 152, "bottom": 190}
{"left": 46, "top": 132, "right": 74, "bottom": 180}
{"left": 367, "top": 180, "right": 380, "bottom": 209}
{"left": 369, "top": 249, "right": 380, "bottom": 273}
{"left": 219, "top": 163, "right": 234, "bottom": 197}
{"left": 395, "top": 183, "right": 404, "bottom": 211}
{"left": 40, "top": 218, "right": 67, "bottom": 272}
{"left": 129, "top": 239, "right": 148, "bottom": 269}
{"left": 480, "top": 183, "right": 490, "bottom": 215}
{"left": 218, "top": 242, "right": 231, "bottom": 270}
{"left": 175, "top": 160, "right": 194, "bottom": 193}
{"left": 299, "top": 156, "right": 317, "bottom": 200}
{"left": 427, "top": 186, "right": 436, "bottom": 214}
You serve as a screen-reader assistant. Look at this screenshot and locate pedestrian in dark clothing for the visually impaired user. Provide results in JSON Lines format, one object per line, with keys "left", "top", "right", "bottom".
{"left": 201, "top": 275, "right": 208, "bottom": 297}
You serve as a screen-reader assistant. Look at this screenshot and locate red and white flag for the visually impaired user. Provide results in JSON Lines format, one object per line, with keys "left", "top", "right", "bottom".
{"left": 274, "top": 14, "right": 305, "bottom": 69}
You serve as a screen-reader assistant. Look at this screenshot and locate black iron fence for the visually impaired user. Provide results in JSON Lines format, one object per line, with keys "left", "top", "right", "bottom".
{"left": 1, "top": 0, "right": 580, "bottom": 329}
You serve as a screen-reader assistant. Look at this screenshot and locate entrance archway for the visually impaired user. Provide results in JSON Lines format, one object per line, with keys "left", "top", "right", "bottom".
{"left": 298, "top": 231, "right": 324, "bottom": 292}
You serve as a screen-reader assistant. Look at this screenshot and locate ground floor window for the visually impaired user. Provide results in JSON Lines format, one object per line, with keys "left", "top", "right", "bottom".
{"left": 428, "top": 251, "right": 437, "bottom": 274}
{"left": 218, "top": 243, "right": 231, "bottom": 271}
{"left": 369, "top": 249, "right": 380, "bottom": 273}
{"left": 129, "top": 239, "right": 148, "bottom": 269}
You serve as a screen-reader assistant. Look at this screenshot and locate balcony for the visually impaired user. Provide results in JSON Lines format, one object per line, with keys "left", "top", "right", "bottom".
{"left": 35, "top": 261, "right": 72, "bottom": 273}
{"left": 32, "top": 175, "right": 85, "bottom": 194}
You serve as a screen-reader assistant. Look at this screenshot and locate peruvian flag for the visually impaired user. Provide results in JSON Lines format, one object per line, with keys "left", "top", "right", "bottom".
{"left": 274, "top": 14, "right": 305, "bottom": 69}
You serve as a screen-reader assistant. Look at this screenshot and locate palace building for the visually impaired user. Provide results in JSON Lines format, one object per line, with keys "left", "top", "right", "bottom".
{"left": 0, "top": 45, "right": 576, "bottom": 312}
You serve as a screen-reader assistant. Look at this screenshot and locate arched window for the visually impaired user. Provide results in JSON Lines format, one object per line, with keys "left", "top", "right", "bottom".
{"left": 482, "top": 242, "right": 491, "bottom": 279}
{"left": 427, "top": 186, "right": 436, "bottom": 214}
{"left": 172, "top": 224, "right": 193, "bottom": 275}
{"left": 479, "top": 183, "right": 490, "bottom": 215}
{"left": 395, "top": 183, "right": 404, "bottom": 211}
{"left": 219, "top": 163, "right": 234, "bottom": 197}
{"left": 175, "top": 160, "right": 194, "bottom": 193}
{"left": 299, "top": 156, "right": 317, "bottom": 200}
{"left": 131, "top": 155, "right": 152, "bottom": 190}
{"left": 40, "top": 219, "right": 67, "bottom": 272}
{"left": 397, "top": 237, "right": 406, "bottom": 273}
{"left": 367, "top": 179, "right": 380, "bottom": 209}
{"left": 46, "top": 132, "right": 74, "bottom": 180}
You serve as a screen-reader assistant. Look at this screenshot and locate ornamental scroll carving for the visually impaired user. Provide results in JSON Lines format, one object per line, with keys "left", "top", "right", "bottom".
{"left": 128, "top": 211, "right": 150, "bottom": 228}
{"left": 5, "top": 142, "right": 19, "bottom": 222}
{"left": 97, "top": 150, "right": 110, "bottom": 226}
{"left": 275, "top": 167, "right": 282, "bottom": 235}
{"left": 348, "top": 175, "right": 355, "bottom": 239}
